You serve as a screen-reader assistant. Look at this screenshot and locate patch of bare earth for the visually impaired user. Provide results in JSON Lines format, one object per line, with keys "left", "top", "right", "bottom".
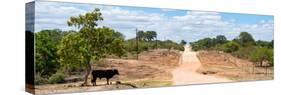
{"left": 171, "top": 45, "right": 231, "bottom": 86}
{"left": 197, "top": 51, "right": 273, "bottom": 81}
{"left": 35, "top": 49, "right": 181, "bottom": 94}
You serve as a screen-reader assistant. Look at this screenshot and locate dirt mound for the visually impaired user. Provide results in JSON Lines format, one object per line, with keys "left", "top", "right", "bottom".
{"left": 198, "top": 51, "right": 253, "bottom": 67}
{"left": 139, "top": 49, "right": 181, "bottom": 66}
{"left": 197, "top": 51, "right": 273, "bottom": 81}
{"left": 93, "top": 49, "right": 181, "bottom": 81}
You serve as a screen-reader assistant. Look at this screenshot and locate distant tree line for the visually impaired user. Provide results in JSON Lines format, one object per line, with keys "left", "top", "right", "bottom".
{"left": 190, "top": 32, "right": 274, "bottom": 67}
{"left": 137, "top": 30, "right": 157, "bottom": 41}
{"left": 123, "top": 30, "right": 184, "bottom": 56}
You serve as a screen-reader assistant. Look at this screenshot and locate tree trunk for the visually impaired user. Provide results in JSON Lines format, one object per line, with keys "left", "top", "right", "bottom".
{"left": 252, "top": 64, "right": 255, "bottom": 74}
{"left": 260, "top": 61, "right": 262, "bottom": 67}
{"left": 265, "top": 66, "right": 268, "bottom": 75}
{"left": 82, "top": 63, "right": 92, "bottom": 86}
{"left": 260, "top": 57, "right": 265, "bottom": 67}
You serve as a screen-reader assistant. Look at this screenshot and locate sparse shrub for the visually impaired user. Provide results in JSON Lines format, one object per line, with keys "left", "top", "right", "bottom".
{"left": 48, "top": 72, "right": 66, "bottom": 84}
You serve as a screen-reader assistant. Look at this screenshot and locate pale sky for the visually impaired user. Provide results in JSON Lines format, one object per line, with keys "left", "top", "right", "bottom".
{"left": 32, "top": 1, "right": 274, "bottom": 43}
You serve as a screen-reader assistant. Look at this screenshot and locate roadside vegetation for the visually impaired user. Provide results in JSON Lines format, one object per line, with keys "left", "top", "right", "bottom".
{"left": 190, "top": 32, "right": 274, "bottom": 67}
{"left": 122, "top": 31, "right": 184, "bottom": 59}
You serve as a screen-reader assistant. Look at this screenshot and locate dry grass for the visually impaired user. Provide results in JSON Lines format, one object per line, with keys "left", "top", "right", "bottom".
{"left": 132, "top": 80, "right": 173, "bottom": 87}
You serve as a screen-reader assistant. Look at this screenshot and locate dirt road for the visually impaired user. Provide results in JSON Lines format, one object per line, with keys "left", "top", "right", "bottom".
{"left": 172, "top": 45, "right": 231, "bottom": 85}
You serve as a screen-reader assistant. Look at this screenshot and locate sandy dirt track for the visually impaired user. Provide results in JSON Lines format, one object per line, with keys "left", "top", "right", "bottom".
{"left": 172, "top": 45, "right": 231, "bottom": 85}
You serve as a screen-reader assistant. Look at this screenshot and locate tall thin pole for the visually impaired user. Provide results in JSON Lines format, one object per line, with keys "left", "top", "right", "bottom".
{"left": 156, "top": 32, "right": 158, "bottom": 49}
{"left": 136, "top": 28, "right": 138, "bottom": 60}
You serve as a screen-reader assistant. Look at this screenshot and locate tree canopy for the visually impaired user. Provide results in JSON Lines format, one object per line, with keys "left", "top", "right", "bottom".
{"left": 215, "top": 35, "right": 228, "bottom": 44}
{"left": 180, "top": 40, "right": 187, "bottom": 45}
{"left": 35, "top": 29, "right": 70, "bottom": 77}
{"left": 58, "top": 8, "right": 125, "bottom": 85}
{"left": 137, "top": 30, "right": 157, "bottom": 41}
{"left": 234, "top": 32, "right": 255, "bottom": 46}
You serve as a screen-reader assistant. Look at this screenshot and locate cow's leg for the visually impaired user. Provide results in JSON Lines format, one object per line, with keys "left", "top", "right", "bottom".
{"left": 92, "top": 77, "right": 97, "bottom": 86}
{"left": 106, "top": 78, "right": 109, "bottom": 85}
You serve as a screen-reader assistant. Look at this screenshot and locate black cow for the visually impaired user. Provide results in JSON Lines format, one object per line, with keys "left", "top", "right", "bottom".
{"left": 91, "top": 69, "right": 119, "bottom": 86}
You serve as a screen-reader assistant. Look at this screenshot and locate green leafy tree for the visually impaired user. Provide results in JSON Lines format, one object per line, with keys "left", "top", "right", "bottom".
{"left": 250, "top": 47, "right": 273, "bottom": 66}
{"left": 137, "top": 30, "right": 157, "bottom": 41}
{"left": 137, "top": 30, "right": 145, "bottom": 41}
{"left": 145, "top": 31, "right": 157, "bottom": 41}
{"left": 190, "top": 38, "right": 214, "bottom": 51}
{"left": 35, "top": 29, "right": 69, "bottom": 77}
{"left": 234, "top": 32, "right": 255, "bottom": 46}
{"left": 270, "top": 40, "right": 274, "bottom": 48}
{"left": 58, "top": 8, "right": 125, "bottom": 85}
{"left": 180, "top": 40, "right": 187, "bottom": 45}
{"left": 215, "top": 35, "right": 227, "bottom": 44}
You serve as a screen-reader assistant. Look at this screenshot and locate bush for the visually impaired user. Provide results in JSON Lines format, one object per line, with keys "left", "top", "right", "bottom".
{"left": 35, "top": 73, "right": 48, "bottom": 85}
{"left": 189, "top": 38, "right": 214, "bottom": 51}
{"left": 221, "top": 41, "right": 240, "bottom": 53}
{"left": 250, "top": 47, "right": 273, "bottom": 66}
{"left": 48, "top": 72, "right": 66, "bottom": 84}
{"left": 233, "top": 46, "right": 255, "bottom": 59}
{"left": 35, "top": 29, "right": 73, "bottom": 77}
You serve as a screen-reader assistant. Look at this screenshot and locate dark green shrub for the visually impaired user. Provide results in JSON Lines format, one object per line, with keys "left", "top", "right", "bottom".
{"left": 221, "top": 41, "right": 240, "bottom": 53}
